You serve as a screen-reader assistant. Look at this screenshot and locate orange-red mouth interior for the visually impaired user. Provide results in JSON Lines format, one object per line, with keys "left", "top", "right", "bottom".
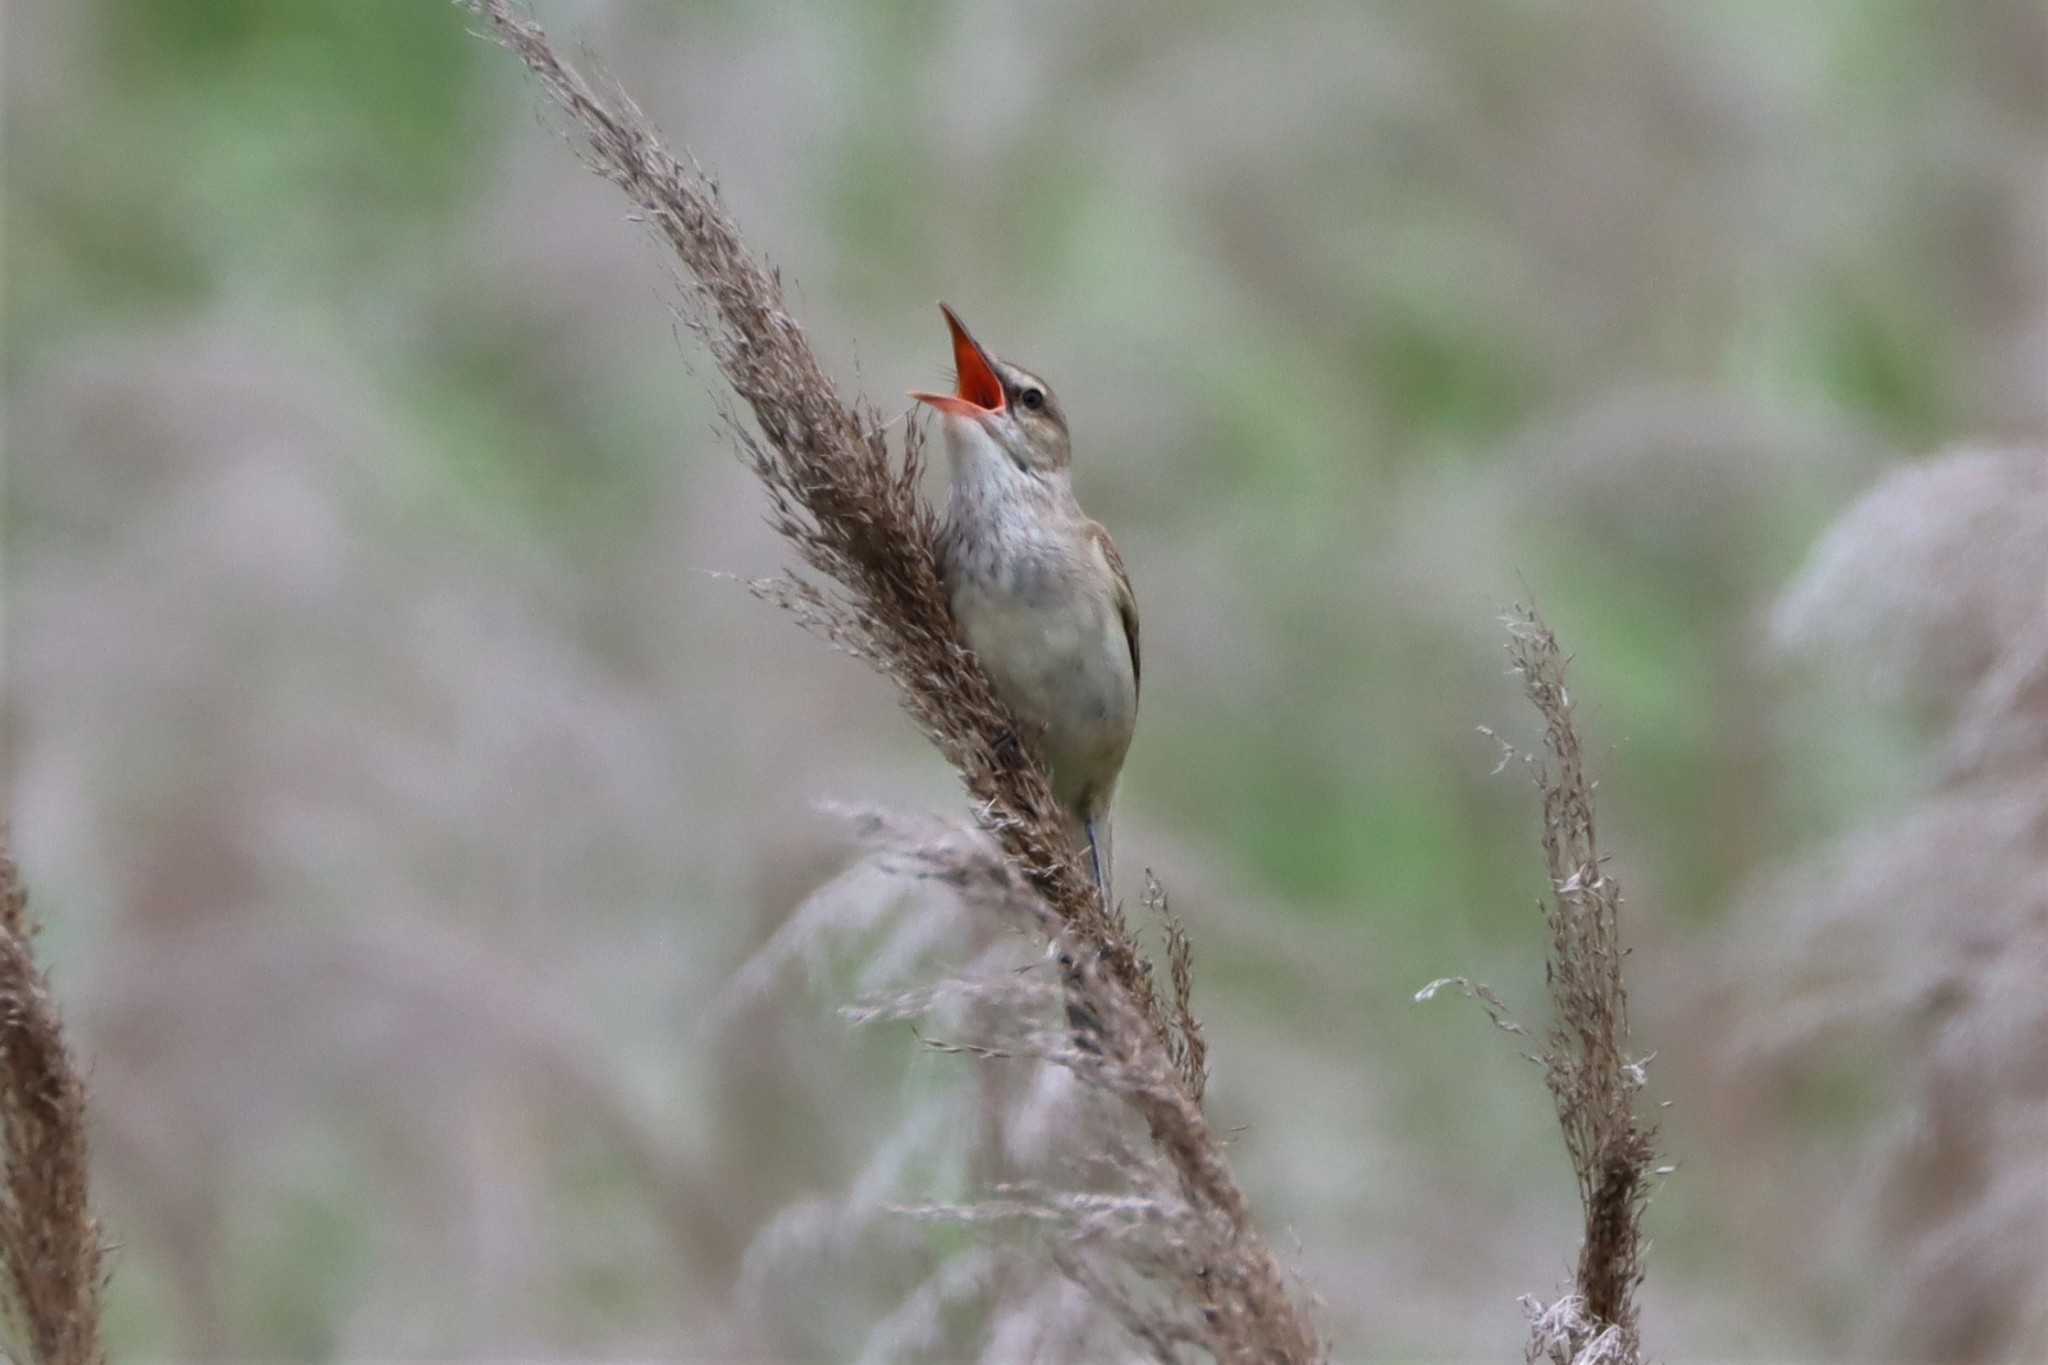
{"left": 911, "top": 304, "right": 1005, "bottom": 417}
{"left": 943, "top": 305, "right": 1005, "bottom": 412}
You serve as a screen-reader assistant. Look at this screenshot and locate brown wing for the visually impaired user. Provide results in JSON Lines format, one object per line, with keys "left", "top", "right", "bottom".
{"left": 1089, "top": 521, "right": 1140, "bottom": 697}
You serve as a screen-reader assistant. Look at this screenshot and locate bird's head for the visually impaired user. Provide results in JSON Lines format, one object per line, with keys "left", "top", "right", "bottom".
{"left": 911, "top": 304, "right": 1070, "bottom": 475}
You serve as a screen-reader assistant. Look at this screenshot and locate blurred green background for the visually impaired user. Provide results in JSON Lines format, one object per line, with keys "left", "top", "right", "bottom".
{"left": 5, "top": 0, "right": 2044, "bottom": 1359}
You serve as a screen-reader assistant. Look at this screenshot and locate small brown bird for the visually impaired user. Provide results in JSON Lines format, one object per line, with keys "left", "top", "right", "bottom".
{"left": 912, "top": 304, "right": 1139, "bottom": 907}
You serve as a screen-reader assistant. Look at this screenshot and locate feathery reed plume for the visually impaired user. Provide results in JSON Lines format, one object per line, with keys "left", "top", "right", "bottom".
{"left": 460, "top": 2, "right": 1320, "bottom": 1356}
{"left": 0, "top": 836, "right": 105, "bottom": 1365}
{"left": 1422, "top": 606, "right": 1657, "bottom": 1363}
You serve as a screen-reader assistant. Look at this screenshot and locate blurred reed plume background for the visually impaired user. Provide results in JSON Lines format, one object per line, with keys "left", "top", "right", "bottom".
{"left": 4, "top": 0, "right": 2045, "bottom": 1359}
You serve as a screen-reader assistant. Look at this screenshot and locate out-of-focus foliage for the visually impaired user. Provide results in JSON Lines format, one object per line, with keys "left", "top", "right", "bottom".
{"left": 3, "top": 0, "right": 2042, "bottom": 1358}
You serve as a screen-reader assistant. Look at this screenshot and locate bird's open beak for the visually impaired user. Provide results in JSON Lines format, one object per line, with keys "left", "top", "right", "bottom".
{"left": 910, "top": 303, "right": 1006, "bottom": 418}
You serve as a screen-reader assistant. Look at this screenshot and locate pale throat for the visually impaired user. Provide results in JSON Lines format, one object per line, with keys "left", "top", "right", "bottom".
{"left": 941, "top": 414, "right": 1075, "bottom": 527}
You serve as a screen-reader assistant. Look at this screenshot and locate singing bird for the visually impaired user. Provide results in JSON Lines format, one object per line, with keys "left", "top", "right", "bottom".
{"left": 911, "top": 305, "right": 1139, "bottom": 908}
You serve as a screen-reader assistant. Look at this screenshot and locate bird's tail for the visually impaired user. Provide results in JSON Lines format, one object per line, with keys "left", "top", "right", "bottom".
{"left": 1081, "top": 811, "right": 1113, "bottom": 911}
{"left": 1060, "top": 806, "right": 1115, "bottom": 1055}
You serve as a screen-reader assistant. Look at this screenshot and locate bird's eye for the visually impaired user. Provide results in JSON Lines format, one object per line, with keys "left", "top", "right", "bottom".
{"left": 1020, "top": 387, "right": 1045, "bottom": 411}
